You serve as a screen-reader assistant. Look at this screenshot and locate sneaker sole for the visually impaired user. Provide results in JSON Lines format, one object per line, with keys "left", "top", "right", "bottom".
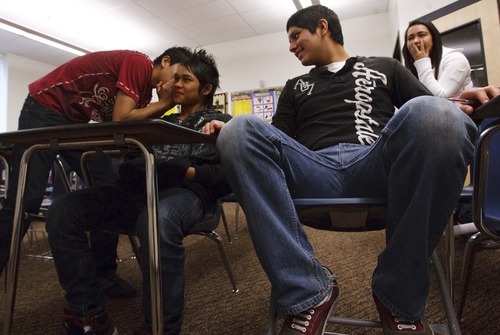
{"left": 317, "top": 285, "right": 340, "bottom": 335}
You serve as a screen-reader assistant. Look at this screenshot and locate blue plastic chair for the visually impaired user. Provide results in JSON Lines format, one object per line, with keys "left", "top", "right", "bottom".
{"left": 456, "top": 117, "right": 500, "bottom": 320}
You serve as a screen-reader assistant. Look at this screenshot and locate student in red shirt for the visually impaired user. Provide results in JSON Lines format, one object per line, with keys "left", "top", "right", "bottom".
{"left": 0, "top": 47, "right": 192, "bottom": 298}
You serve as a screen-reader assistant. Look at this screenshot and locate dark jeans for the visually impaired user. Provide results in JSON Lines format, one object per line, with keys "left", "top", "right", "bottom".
{"left": 46, "top": 185, "right": 203, "bottom": 334}
{"left": 0, "top": 95, "right": 119, "bottom": 276}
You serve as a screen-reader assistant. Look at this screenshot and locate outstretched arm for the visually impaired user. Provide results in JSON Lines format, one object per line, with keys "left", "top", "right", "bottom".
{"left": 112, "top": 78, "right": 176, "bottom": 121}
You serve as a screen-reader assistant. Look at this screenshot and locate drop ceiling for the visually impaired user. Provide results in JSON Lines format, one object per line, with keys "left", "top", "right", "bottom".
{"left": 0, "top": 0, "right": 389, "bottom": 66}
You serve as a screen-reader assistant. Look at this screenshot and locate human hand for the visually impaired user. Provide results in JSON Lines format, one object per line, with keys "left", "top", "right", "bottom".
{"left": 202, "top": 120, "right": 226, "bottom": 136}
{"left": 455, "top": 86, "right": 500, "bottom": 115}
{"left": 408, "top": 41, "right": 431, "bottom": 61}
{"left": 156, "top": 77, "right": 175, "bottom": 103}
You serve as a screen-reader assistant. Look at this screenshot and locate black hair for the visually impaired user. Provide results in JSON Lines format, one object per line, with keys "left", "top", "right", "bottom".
{"left": 153, "top": 46, "right": 192, "bottom": 66}
{"left": 286, "top": 4, "right": 344, "bottom": 46}
{"left": 402, "top": 20, "right": 443, "bottom": 78}
{"left": 181, "top": 48, "right": 220, "bottom": 107}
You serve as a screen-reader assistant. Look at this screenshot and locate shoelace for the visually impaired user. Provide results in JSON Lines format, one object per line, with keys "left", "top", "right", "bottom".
{"left": 394, "top": 316, "right": 418, "bottom": 331}
{"left": 289, "top": 308, "right": 316, "bottom": 332}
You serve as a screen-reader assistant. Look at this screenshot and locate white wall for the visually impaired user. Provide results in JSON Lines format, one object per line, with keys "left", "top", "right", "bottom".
{"left": 0, "top": 55, "right": 6, "bottom": 132}
{"left": 3, "top": 54, "right": 55, "bottom": 131}
{"left": 205, "top": 31, "right": 305, "bottom": 94}
{"left": 206, "top": 11, "right": 394, "bottom": 95}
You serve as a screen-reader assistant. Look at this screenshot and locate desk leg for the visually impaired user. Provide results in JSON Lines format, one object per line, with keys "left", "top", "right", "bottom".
{"left": 2, "top": 139, "right": 165, "bottom": 335}
{"left": 141, "top": 147, "right": 163, "bottom": 335}
{"left": 446, "top": 215, "right": 455, "bottom": 300}
{"left": 3, "top": 146, "right": 35, "bottom": 335}
{"left": 0, "top": 155, "right": 9, "bottom": 198}
{"left": 431, "top": 251, "right": 462, "bottom": 335}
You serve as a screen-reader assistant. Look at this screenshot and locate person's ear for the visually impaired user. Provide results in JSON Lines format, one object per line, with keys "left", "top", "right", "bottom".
{"left": 317, "top": 19, "right": 329, "bottom": 36}
{"left": 202, "top": 84, "right": 213, "bottom": 96}
{"left": 161, "top": 55, "right": 171, "bottom": 68}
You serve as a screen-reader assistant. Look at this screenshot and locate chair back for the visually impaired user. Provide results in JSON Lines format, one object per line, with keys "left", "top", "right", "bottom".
{"left": 473, "top": 118, "right": 500, "bottom": 239}
{"left": 189, "top": 199, "right": 222, "bottom": 233}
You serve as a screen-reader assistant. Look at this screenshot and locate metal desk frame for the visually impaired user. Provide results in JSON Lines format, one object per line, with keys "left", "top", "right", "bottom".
{"left": 0, "top": 119, "right": 215, "bottom": 335}
{"left": 0, "top": 146, "right": 13, "bottom": 199}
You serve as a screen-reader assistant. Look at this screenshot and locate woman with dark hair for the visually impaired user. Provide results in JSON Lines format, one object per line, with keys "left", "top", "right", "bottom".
{"left": 403, "top": 20, "right": 472, "bottom": 97}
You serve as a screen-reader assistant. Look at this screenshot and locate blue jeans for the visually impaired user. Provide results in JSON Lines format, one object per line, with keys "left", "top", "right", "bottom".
{"left": 46, "top": 185, "right": 203, "bottom": 334}
{"left": 216, "top": 96, "right": 477, "bottom": 321}
{"left": 136, "top": 188, "right": 203, "bottom": 334}
{"left": 0, "top": 95, "right": 119, "bottom": 276}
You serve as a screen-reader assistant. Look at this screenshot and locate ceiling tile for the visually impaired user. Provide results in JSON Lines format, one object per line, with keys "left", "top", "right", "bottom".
{"left": 131, "top": 0, "right": 215, "bottom": 15}
{"left": 227, "top": 0, "right": 296, "bottom": 13}
{"left": 193, "top": 26, "right": 256, "bottom": 45}
{"left": 158, "top": 0, "right": 237, "bottom": 28}
{"left": 180, "top": 14, "right": 250, "bottom": 38}
{"left": 240, "top": 5, "right": 296, "bottom": 26}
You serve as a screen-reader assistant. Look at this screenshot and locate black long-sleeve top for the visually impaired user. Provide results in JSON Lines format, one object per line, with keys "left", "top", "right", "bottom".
{"left": 117, "top": 108, "right": 232, "bottom": 209}
{"left": 273, "top": 56, "right": 432, "bottom": 151}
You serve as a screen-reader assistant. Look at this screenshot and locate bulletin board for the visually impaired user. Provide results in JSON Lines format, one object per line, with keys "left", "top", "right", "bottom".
{"left": 231, "top": 87, "right": 283, "bottom": 122}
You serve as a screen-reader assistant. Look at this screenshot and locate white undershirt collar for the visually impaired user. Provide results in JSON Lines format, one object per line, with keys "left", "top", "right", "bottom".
{"left": 325, "top": 61, "right": 346, "bottom": 73}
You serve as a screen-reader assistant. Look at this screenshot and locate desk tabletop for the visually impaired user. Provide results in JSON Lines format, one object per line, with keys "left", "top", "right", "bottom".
{"left": 0, "top": 119, "right": 215, "bottom": 147}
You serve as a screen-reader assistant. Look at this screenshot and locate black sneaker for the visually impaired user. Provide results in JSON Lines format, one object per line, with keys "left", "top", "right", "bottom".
{"left": 373, "top": 294, "right": 434, "bottom": 335}
{"left": 62, "top": 308, "right": 117, "bottom": 335}
{"left": 98, "top": 273, "right": 137, "bottom": 298}
{"left": 279, "top": 268, "right": 340, "bottom": 335}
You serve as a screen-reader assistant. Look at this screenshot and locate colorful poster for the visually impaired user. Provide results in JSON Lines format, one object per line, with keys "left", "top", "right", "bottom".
{"left": 231, "top": 92, "right": 252, "bottom": 116}
{"left": 231, "top": 87, "right": 283, "bottom": 121}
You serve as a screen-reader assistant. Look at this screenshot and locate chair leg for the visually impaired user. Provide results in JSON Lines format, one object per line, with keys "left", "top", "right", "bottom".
{"left": 234, "top": 205, "right": 240, "bottom": 239}
{"left": 455, "top": 232, "right": 486, "bottom": 320}
{"left": 445, "top": 215, "right": 455, "bottom": 300}
{"left": 193, "top": 231, "right": 238, "bottom": 293}
{"left": 221, "top": 201, "right": 241, "bottom": 240}
{"left": 128, "top": 234, "right": 141, "bottom": 267}
{"left": 431, "top": 250, "right": 462, "bottom": 335}
{"left": 220, "top": 204, "right": 232, "bottom": 244}
{"left": 268, "top": 294, "right": 277, "bottom": 335}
